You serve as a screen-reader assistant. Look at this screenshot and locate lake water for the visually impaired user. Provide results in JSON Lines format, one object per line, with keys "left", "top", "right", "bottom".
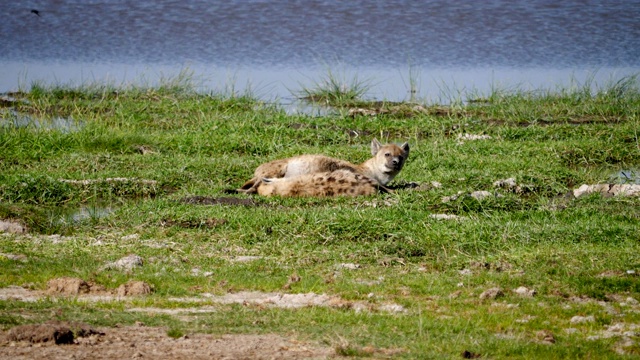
{"left": 1, "top": 0, "right": 639, "bottom": 104}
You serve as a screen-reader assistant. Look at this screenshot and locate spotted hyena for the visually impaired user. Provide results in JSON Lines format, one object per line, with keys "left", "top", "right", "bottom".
{"left": 238, "top": 139, "right": 409, "bottom": 197}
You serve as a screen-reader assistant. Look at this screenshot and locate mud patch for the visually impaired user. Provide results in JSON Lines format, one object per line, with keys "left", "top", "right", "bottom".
{"left": 45, "top": 278, "right": 152, "bottom": 297}
{"left": 0, "top": 325, "right": 334, "bottom": 360}
{"left": 160, "top": 218, "right": 227, "bottom": 228}
{"left": 180, "top": 196, "right": 259, "bottom": 207}
{"left": 486, "top": 116, "right": 622, "bottom": 127}
{"left": 347, "top": 103, "right": 430, "bottom": 118}
{"left": 4, "top": 320, "right": 102, "bottom": 345}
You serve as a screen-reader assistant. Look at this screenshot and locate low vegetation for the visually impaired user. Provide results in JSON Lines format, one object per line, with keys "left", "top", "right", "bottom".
{"left": 1, "top": 74, "right": 639, "bottom": 358}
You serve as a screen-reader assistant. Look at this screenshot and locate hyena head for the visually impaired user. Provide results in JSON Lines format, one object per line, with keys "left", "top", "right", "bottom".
{"left": 371, "top": 138, "right": 410, "bottom": 174}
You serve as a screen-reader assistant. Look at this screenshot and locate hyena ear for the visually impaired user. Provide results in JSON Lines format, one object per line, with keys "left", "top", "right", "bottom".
{"left": 400, "top": 142, "right": 410, "bottom": 154}
{"left": 371, "top": 138, "right": 382, "bottom": 156}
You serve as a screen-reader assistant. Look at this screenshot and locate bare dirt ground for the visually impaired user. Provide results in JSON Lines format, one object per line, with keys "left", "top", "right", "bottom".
{"left": 0, "top": 281, "right": 408, "bottom": 359}
{"left": 0, "top": 321, "right": 336, "bottom": 360}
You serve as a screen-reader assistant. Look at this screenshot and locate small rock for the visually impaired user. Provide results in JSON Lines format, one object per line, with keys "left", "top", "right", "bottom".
{"left": 625, "top": 297, "right": 639, "bottom": 305}
{"left": 379, "top": 303, "right": 406, "bottom": 313}
{"left": 442, "top": 191, "right": 464, "bottom": 203}
{"left": 513, "top": 286, "right": 537, "bottom": 297}
{"left": 338, "top": 263, "right": 361, "bottom": 270}
{"left": 479, "top": 287, "right": 504, "bottom": 300}
{"left": 564, "top": 328, "right": 579, "bottom": 334}
{"left": 0, "top": 219, "right": 27, "bottom": 234}
{"left": 470, "top": 191, "right": 492, "bottom": 201}
{"left": 429, "top": 213, "right": 465, "bottom": 220}
{"left": 458, "top": 269, "right": 472, "bottom": 276}
{"left": 607, "top": 323, "right": 626, "bottom": 333}
{"left": 493, "top": 178, "right": 517, "bottom": 189}
{"left": 573, "top": 183, "right": 640, "bottom": 198}
{"left": 610, "top": 184, "right": 640, "bottom": 196}
{"left": 121, "top": 234, "right": 140, "bottom": 241}
{"left": 133, "top": 145, "right": 156, "bottom": 155}
{"left": 570, "top": 315, "right": 595, "bottom": 324}
{"left": 457, "top": 133, "right": 492, "bottom": 141}
{"left": 536, "top": 330, "right": 556, "bottom": 344}
{"left": 229, "top": 256, "right": 263, "bottom": 263}
{"left": 104, "top": 254, "right": 144, "bottom": 272}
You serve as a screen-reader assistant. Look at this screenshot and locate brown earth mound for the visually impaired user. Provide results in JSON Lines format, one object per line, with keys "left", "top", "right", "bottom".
{"left": 47, "top": 277, "right": 106, "bottom": 295}
{"left": 116, "top": 280, "right": 153, "bottom": 296}
{"left": 5, "top": 320, "right": 102, "bottom": 345}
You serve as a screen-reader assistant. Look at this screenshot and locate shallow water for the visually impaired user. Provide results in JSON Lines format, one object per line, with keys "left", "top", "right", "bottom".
{"left": 1, "top": 0, "right": 639, "bottom": 102}
{"left": 51, "top": 204, "right": 115, "bottom": 226}
{"left": 0, "top": 108, "right": 81, "bottom": 132}
{"left": 611, "top": 170, "right": 640, "bottom": 185}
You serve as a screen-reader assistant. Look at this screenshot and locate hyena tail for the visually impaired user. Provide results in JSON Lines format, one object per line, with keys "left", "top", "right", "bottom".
{"left": 236, "top": 177, "right": 261, "bottom": 194}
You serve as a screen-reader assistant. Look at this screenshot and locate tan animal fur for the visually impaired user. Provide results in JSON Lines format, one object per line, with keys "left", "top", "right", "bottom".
{"left": 238, "top": 139, "right": 409, "bottom": 196}
{"left": 256, "top": 169, "right": 387, "bottom": 197}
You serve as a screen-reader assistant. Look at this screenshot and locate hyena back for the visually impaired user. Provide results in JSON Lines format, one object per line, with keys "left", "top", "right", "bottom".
{"left": 256, "top": 169, "right": 387, "bottom": 197}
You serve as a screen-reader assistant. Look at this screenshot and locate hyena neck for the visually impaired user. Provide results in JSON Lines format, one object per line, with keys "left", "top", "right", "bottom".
{"left": 357, "top": 158, "right": 398, "bottom": 186}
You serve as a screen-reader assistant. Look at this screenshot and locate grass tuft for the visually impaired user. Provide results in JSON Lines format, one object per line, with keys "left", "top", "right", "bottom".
{"left": 297, "top": 69, "right": 371, "bottom": 106}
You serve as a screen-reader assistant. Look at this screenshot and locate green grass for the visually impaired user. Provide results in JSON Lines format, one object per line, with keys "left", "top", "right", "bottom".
{"left": 1, "top": 74, "right": 639, "bottom": 358}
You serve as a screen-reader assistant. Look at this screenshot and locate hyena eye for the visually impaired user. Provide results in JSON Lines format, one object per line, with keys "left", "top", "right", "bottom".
{"left": 384, "top": 153, "right": 390, "bottom": 157}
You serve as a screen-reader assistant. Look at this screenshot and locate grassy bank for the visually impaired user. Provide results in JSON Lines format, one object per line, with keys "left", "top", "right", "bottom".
{"left": 1, "top": 76, "right": 639, "bottom": 358}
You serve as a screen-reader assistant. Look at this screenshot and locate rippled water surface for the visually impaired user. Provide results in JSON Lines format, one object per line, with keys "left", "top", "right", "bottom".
{"left": 1, "top": 0, "right": 639, "bottom": 101}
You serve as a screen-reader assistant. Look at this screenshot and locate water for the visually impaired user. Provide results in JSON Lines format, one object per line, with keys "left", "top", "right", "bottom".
{"left": 1, "top": 108, "right": 81, "bottom": 132}
{"left": 611, "top": 169, "right": 640, "bottom": 185}
{"left": 1, "top": 0, "right": 639, "bottom": 102}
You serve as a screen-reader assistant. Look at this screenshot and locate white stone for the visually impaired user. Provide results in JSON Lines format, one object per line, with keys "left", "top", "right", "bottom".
{"left": 513, "top": 286, "right": 537, "bottom": 297}
{"left": 470, "top": 191, "right": 492, "bottom": 200}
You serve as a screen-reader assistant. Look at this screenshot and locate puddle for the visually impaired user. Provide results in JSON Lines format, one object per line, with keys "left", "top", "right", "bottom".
{"left": 0, "top": 108, "right": 82, "bottom": 132}
{"left": 49, "top": 204, "right": 116, "bottom": 226}
{"left": 280, "top": 98, "right": 337, "bottom": 117}
{"left": 610, "top": 169, "right": 640, "bottom": 185}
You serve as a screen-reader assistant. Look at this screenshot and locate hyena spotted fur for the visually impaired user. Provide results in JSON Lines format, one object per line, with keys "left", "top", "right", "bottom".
{"left": 238, "top": 139, "right": 409, "bottom": 197}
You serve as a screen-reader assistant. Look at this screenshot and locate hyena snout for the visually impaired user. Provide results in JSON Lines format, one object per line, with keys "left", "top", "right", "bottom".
{"left": 389, "top": 156, "right": 404, "bottom": 169}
